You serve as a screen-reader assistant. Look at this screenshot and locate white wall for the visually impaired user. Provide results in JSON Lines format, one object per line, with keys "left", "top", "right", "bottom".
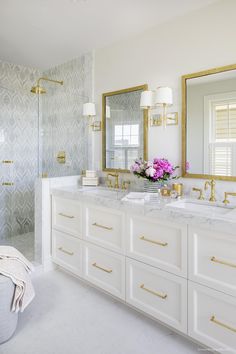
{"left": 94, "top": 0, "right": 236, "bottom": 191}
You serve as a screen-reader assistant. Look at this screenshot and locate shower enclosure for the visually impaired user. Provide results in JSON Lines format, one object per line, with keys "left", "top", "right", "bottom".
{"left": 0, "top": 55, "right": 92, "bottom": 265}
{"left": 0, "top": 70, "right": 40, "bottom": 262}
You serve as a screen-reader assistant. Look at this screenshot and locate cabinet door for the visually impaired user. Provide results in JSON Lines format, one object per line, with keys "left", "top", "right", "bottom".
{"left": 52, "top": 229, "right": 82, "bottom": 276}
{"left": 126, "top": 258, "right": 187, "bottom": 333}
{"left": 83, "top": 204, "right": 125, "bottom": 253}
{"left": 126, "top": 214, "right": 187, "bottom": 276}
{"left": 189, "top": 227, "right": 236, "bottom": 296}
{"left": 52, "top": 196, "right": 82, "bottom": 238}
{"left": 188, "top": 281, "right": 236, "bottom": 354}
{"left": 83, "top": 243, "right": 125, "bottom": 299}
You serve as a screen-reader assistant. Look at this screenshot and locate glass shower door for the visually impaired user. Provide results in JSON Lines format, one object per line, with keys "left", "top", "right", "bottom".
{"left": 0, "top": 85, "right": 39, "bottom": 261}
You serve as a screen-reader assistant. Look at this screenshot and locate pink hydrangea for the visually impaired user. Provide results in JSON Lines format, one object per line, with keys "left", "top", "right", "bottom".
{"left": 130, "top": 157, "right": 179, "bottom": 183}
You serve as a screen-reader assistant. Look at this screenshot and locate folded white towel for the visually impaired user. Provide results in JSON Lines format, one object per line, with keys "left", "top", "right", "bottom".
{"left": 0, "top": 246, "right": 35, "bottom": 313}
{"left": 0, "top": 246, "right": 34, "bottom": 273}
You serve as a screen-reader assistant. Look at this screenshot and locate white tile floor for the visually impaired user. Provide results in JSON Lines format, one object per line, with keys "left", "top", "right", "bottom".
{"left": 1, "top": 269, "right": 203, "bottom": 354}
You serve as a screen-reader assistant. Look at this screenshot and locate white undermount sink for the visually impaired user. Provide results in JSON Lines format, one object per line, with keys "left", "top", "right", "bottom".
{"left": 166, "top": 198, "right": 234, "bottom": 216}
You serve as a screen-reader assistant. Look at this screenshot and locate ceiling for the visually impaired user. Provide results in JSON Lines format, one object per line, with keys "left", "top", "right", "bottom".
{"left": 0, "top": 0, "right": 218, "bottom": 70}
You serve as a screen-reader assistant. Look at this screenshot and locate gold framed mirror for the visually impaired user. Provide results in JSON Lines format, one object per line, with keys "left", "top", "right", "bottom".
{"left": 102, "top": 85, "right": 148, "bottom": 173}
{"left": 182, "top": 63, "right": 236, "bottom": 181}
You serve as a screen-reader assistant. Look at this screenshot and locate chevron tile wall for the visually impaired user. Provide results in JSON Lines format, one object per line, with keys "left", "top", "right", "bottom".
{"left": 41, "top": 53, "right": 93, "bottom": 177}
{"left": 0, "top": 53, "right": 93, "bottom": 243}
{"left": 0, "top": 60, "right": 40, "bottom": 239}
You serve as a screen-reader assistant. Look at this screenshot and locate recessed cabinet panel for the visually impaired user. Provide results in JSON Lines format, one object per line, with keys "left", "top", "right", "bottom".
{"left": 83, "top": 204, "right": 125, "bottom": 253}
{"left": 189, "top": 227, "right": 236, "bottom": 296}
{"left": 188, "top": 281, "right": 236, "bottom": 354}
{"left": 52, "top": 229, "right": 82, "bottom": 276}
{"left": 52, "top": 196, "right": 82, "bottom": 238}
{"left": 126, "top": 215, "right": 187, "bottom": 276}
{"left": 83, "top": 243, "right": 125, "bottom": 299}
{"left": 126, "top": 258, "right": 187, "bottom": 333}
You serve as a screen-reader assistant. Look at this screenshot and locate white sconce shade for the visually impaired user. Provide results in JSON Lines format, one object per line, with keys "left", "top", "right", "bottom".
{"left": 155, "top": 87, "right": 173, "bottom": 106}
{"left": 106, "top": 105, "right": 111, "bottom": 118}
{"left": 83, "top": 102, "right": 96, "bottom": 116}
{"left": 140, "top": 90, "right": 154, "bottom": 109}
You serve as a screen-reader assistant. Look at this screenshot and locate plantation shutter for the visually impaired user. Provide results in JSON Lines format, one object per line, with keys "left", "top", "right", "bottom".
{"left": 215, "top": 104, "right": 236, "bottom": 141}
{"left": 210, "top": 103, "right": 236, "bottom": 176}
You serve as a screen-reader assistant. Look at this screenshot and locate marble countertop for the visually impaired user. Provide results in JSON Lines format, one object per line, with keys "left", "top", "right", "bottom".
{"left": 51, "top": 185, "right": 236, "bottom": 235}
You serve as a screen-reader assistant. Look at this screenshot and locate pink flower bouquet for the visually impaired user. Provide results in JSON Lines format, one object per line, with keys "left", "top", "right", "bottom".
{"left": 130, "top": 158, "right": 179, "bottom": 183}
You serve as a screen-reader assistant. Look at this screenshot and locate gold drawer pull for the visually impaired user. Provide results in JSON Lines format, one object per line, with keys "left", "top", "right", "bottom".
{"left": 140, "top": 284, "right": 167, "bottom": 299}
{"left": 139, "top": 236, "right": 168, "bottom": 247}
{"left": 58, "top": 212, "right": 75, "bottom": 219}
{"left": 210, "top": 315, "right": 236, "bottom": 333}
{"left": 210, "top": 256, "right": 236, "bottom": 268}
{"left": 2, "top": 182, "right": 14, "bottom": 186}
{"left": 92, "top": 222, "right": 113, "bottom": 231}
{"left": 58, "top": 247, "right": 74, "bottom": 256}
{"left": 2, "top": 160, "right": 14, "bottom": 164}
{"left": 92, "top": 262, "right": 112, "bottom": 273}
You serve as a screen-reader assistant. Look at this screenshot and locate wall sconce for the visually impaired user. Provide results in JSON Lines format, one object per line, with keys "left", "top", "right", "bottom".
{"left": 140, "top": 87, "right": 178, "bottom": 128}
{"left": 83, "top": 102, "right": 101, "bottom": 131}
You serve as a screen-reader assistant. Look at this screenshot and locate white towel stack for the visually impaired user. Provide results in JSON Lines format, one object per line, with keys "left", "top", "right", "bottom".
{"left": 0, "top": 246, "right": 35, "bottom": 313}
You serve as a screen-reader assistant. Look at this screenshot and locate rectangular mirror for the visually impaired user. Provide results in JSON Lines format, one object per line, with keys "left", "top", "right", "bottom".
{"left": 182, "top": 64, "right": 236, "bottom": 181}
{"left": 102, "top": 85, "right": 148, "bottom": 172}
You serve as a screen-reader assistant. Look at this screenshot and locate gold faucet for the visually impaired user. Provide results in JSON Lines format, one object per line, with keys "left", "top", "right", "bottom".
{"left": 107, "top": 173, "right": 119, "bottom": 189}
{"left": 121, "top": 180, "right": 130, "bottom": 190}
{"left": 192, "top": 187, "right": 204, "bottom": 200}
{"left": 204, "top": 179, "right": 216, "bottom": 202}
{"left": 223, "top": 192, "right": 236, "bottom": 205}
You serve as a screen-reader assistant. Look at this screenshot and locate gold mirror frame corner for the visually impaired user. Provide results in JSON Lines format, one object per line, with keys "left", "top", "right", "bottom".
{"left": 182, "top": 63, "right": 236, "bottom": 182}
{"left": 102, "top": 84, "right": 148, "bottom": 173}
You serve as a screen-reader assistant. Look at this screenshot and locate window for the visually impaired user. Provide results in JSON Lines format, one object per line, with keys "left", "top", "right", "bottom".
{"left": 114, "top": 124, "right": 139, "bottom": 146}
{"left": 206, "top": 97, "right": 236, "bottom": 176}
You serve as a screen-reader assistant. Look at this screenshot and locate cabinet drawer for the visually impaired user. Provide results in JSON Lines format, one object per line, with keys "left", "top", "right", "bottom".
{"left": 52, "top": 196, "right": 82, "bottom": 238}
{"left": 126, "top": 258, "right": 187, "bottom": 333}
{"left": 189, "top": 227, "right": 236, "bottom": 296}
{"left": 126, "top": 215, "right": 187, "bottom": 276}
{"left": 83, "top": 243, "right": 125, "bottom": 299}
{"left": 52, "top": 230, "right": 82, "bottom": 275}
{"left": 83, "top": 205, "right": 125, "bottom": 253}
{"left": 188, "top": 281, "right": 236, "bottom": 354}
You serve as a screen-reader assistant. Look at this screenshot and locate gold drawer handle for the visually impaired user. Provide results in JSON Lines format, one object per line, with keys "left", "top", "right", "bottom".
{"left": 58, "top": 247, "right": 74, "bottom": 256}
{"left": 140, "top": 284, "right": 167, "bottom": 299}
{"left": 92, "top": 222, "right": 113, "bottom": 231}
{"left": 2, "top": 160, "right": 14, "bottom": 164}
{"left": 210, "top": 315, "right": 236, "bottom": 333}
{"left": 2, "top": 182, "right": 14, "bottom": 186}
{"left": 92, "top": 262, "right": 112, "bottom": 273}
{"left": 210, "top": 256, "right": 236, "bottom": 269}
{"left": 58, "top": 212, "right": 75, "bottom": 219}
{"left": 139, "top": 236, "right": 168, "bottom": 247}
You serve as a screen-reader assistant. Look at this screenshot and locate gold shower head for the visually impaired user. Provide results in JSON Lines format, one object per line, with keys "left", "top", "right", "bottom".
{"left": 30, "top": 77, "right": 63, "bottom": 94}
{"left": 30, "top": 85, "right": 46, "bottom": 94}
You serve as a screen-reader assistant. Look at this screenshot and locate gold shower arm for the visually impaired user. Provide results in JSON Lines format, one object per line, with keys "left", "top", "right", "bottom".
{"left": 37, "top": 77, "right": 63, "bottom": 86}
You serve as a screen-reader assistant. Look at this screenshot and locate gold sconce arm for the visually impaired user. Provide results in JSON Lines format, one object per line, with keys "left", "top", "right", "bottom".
{"left": 223, "top": 192, "right": 236, "bottom": 205}
{"left": 192, "top": 187, "right": 204, "bottom": 200}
